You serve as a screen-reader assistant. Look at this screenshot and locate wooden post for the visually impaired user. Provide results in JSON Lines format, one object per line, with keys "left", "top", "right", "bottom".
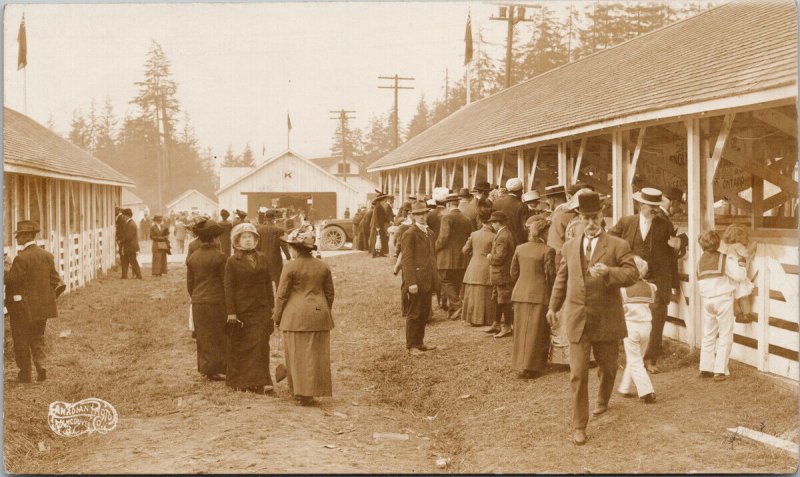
{"left": 10, "top": 175, "right": 19, "bottom": 254}
{"left": 486, "top": 155, "right": 494, "bottom": 187}
{"left": 23, "top": 175, "right": 30, "bottom": 220}
{"left": 497, "top": 153, "right": 506, "bottom": 186}
{"left": 65, "top": 182, "right": 72, "bottom": 292}
{"left": 572, "top": 138, "right": 587, "bottom": 184}
{"left": 699, "top": 119, "right": 714, "bottom": 230}
{"left": 686, "top": 118, "right": 702, "bottom": 350}
{"left": 470, "top": 157, "right": 478, "bottom": 188}
{"left": 378, "top": 172, "right": 384, "bottom": 192}
{"left": 441, "top": 161, "right": 447, "bottom": 188}
{"left": 517, "top": 149, "right": 525, "bottom": 186}
{"left": 399, "top": 169, "right": 406, "bottom": 205}
{"left": 756, "top": 248, "right": 770, "bottom": 372}
{"left": 752, "top": 176, "right": 764, "bottom": 228}
{"left": 55, "top": 180, "right": 62, "bottom": 274}
{"left": 528, "top": 147, "right": 539, "bottom": 191}
{"left": 462, "top": 158, "right": 469, "bottom": 189}
{"left": 611, "top": 131, "right": 625, "bottom": 225}
{"left": 557, "top": 142, "right": 568, "bottom": 186}
{"left": 78, "top": 182, "right": 86, "bottom": 287}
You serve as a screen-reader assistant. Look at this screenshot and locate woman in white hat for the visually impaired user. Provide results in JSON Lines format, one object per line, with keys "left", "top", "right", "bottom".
{"left": 224, "top": 223, "right": 275, "bottom": 395}
{"left": 273, "top": 224, "right": 335, "bottom": 406}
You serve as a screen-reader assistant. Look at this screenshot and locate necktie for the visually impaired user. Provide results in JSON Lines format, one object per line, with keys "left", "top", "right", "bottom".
{"left": 584, "top": 238, "right": 592, "bottom": 271}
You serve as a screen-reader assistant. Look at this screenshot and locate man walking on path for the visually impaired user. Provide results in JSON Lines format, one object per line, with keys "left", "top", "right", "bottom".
{"left": 609, "top": 187, "right": 682, "bottom": 374}
{"left": 436, "top": 193, "right": 473, "bottom": 321}
{"left": 492, "top": 178, "right": 529, "bottom": 246}
{"left": 547, "top": 192, "right": 638, "bottom": 446}
{"left": 4, "top": 220, "right": 64, "bottom": 383}
{"left": 487, "top": 211, "right": 517, "bottom": 338}
{"left": 120, "top": 208, "right": 143, "bottom": 279}
{"left": 256, "top": 209, "right": 291, "bottom": 290}
{"left": 401, "top": 201, "right": 438, "bottom": 355}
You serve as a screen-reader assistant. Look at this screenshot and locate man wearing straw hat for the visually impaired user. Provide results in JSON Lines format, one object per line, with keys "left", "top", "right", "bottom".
{"left": 547, "top": 192, "right": 638, "bottom": 445}
{"left": 401, "top": 201, "right": 438, "bottom": 354}
{"left": 609, "top": 187, "right": 682, "bottom": 374}
{"left": 4, "top": 220, "right": 65, "bottom": 383}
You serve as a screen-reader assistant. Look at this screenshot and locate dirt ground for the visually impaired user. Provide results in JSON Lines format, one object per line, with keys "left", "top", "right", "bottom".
{"left": 4, "top": 252, "right": 798, "bottom": 473}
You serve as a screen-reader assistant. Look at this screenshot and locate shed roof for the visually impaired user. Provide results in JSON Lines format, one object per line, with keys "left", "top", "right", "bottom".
{"left": 165, "top": 189, "right": 218, "bottom": 209}
{"left": 4, "top": 107, "right": 135, "bottom": 186}
{"left": 121, "top": 187, "right": 145, "bottom": 206}
{"left": 369, "top": 0, "right": 797, "bottom": 171}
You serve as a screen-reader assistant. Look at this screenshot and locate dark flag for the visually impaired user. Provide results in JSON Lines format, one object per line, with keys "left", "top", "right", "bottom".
{"left": 464, "top": 12, "right": 473, "bottom": 65}
{"left": 17, "top": 14, "right": 27, "bottom": 70}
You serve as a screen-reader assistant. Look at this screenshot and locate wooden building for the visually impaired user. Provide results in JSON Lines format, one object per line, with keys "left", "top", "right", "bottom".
{"left": 4, "top": 107, "right": 135, "bottom": 292}
{"left": 121, "top": 187, "right": 149, "bottom": 223}
{"left": 368, "top": 2, "right": 799, "bottom": 380}
{"left": 165, "top": 188, "right": 218, "bottom": 216}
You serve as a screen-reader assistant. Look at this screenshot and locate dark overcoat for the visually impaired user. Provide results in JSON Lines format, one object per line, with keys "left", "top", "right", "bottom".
{"left": 400, "top": 225, "right": 437, "bottom": 293}
{"left": 510, "top": 241, "right": 555, "bottom": 304}
{"left": 492, "top": 193, "right": 529, "bottom": 246}
{"left": 187, "top": 244, "right": 227, "bottom": 304}
{"left": 435, "top": 209, "right": 473, "bottom": 270}
{"left": 4, "top": 244, "right": 61, "bottom": 320}
{"left": 274, "top": 255, "right": 335, "bottom": 332}
{"left": 256, "top": 223, "right": 290, "bottom": 285}
{"left": 119, "top": 218, "right": 140, "bottom": 254}
{"left": 488, "top": 227, "right": 516, "bottom": 285}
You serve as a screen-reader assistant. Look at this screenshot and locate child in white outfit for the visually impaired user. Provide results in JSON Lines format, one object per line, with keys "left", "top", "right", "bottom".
{"left": 696, "top": 230, "right": 747, "bottom": 381}
{"left": 618, "top": 256, "right": 657, "bottom": 403}
{"left": 721, "top": 224, "right": 757, "bottom": 323}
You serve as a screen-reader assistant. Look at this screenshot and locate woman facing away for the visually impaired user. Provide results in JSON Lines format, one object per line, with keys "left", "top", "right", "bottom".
{"left": 150, "top": 215, "right": 170, "bottom": 277}
{"left": 273, "top": 224, "right": 335, "bottom": 406}
{"left": 460, "top": 205, "right": 497, "bottom": 327}
{"left": 224, "top": 223, "right": 276, "bottom": 395}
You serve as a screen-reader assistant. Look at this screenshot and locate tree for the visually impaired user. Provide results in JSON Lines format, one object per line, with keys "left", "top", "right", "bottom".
{"left": 362, "top": 114, "right": 394, "bottom": 159}
{"left": 576, "top": 2, "right": 628, "bottom": 58}
{"left": 329, "top": 120, "right": 365, "bottom": 161}
{"left": 240, "top": 144, "right": 255, "bottom": 167}
{"left": 470, "top": 26, "right": 502, "bottom": 101}
{"left": 68, "top": 110, "right": 90, "bottom": 151}
{"left": 519, "top": 6, "right": 568, "bottom": 80}
{"left": 94, "top": 97, "right": 117, "bottom": 162}
{"left": 406, "top": 95, "right": 431, "bottom": 140}
{"left": 222, "top": 145, "right": 239, "bottom": 167}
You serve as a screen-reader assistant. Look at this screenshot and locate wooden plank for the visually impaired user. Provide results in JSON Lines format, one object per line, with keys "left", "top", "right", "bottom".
{"left": 10, "top": 175, "right": 19, "bottom": 254}
{"left": 497, "top": 152, "right": 505, "bottom": 185}
{"left": 727, "top": 427, "right": 798, "bottom": 456}
{"left": 629, "top": 127, "right": 645, "bottom": 181}
{"left": 611, "top": 131, "right": 625, "bottom": 225}
{"left": 558, "top": 142, "right": 568, "bottom": 186}
{"left": 686, "top": 118, "right": 702, "bottom": 350}
{"left": 23, "top": 175, "right": 30, "bottom": 220}
{"left": 762, "top": 191, "right": 791, "bottom": 213}
{"left": 751, "top": 109, "right": 797, "bottom": 138}
{"left": 752, "top": 176, "right": 764, "bottom": 228}
{"left": 486, "top": 155, "right": 494, "bottom": 187}
{"left": 571, "top": 138, "right": 587, "bottom": 184}
{"left": 470, "top": 158, "right": 478, "bottom": 187}
{"left": 425, "top": 164, "right": 431, "bottom": 195}
{"left": 462, "top": 158, "right": 469, "bottom": 190}
{"left": 723, "top": 147, "right": 799, "bottom": 196}
{"left": 528, "top": 147, "right": 539, "bottom": 191}
{"left": 710, "top": 113, "right": 735, "bottom": 174}
{"left": 448, "top": 161, "right": 456, "bottom": 190}
{"left": 517, "top": 149, "right": 525, "bottom": 185}
{"left": 726, "top": 194, "right": 753, "bottom": 213}
{"left": 65, "top": 182, "right": 72, "bottom": 292}
{"left": 757, "top": 253, "right": 770, "bottom": 371}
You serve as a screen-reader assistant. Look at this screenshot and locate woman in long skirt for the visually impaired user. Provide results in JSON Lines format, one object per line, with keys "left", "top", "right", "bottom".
{"left": 150, "top": 215, "right": 170, "bottom": 276}
{"left": 273, "top": 224, "right": 334, "bottom": 406}
{"left": 224, "top": 223, "right": 275, "bottom": 395}
{"left": 461, "top": 207, "right": 496, "bottom": 327}
{"left": 509, "top": 216, "right": 555, "bottom": 378}
{"left": 186, "top": 219, "right": 227, "bottom": 380}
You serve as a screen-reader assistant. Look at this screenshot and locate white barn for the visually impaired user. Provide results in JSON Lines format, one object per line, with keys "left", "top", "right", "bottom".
{"left": 216, "top": 149, "right": 372, "bottom": 221}
{"left": 165, "top": 189, "right": 218, "bottom": 216}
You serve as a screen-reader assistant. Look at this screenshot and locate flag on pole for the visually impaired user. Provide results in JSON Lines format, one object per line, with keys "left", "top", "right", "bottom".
{"left": 287, "top": 111, "right": 292, "bottom": 131}
{"left": 464, "top": 12, "right": 473, "bottom": 66}
{"left": 17, "top": 14, "right": 27, "bottom": 70}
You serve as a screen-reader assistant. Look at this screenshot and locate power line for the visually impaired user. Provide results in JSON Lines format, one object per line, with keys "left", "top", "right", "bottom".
{"left": 329, "top": 109, "right": 356, "bottom": 179}
{"left": 378, "top": 74, "right": 415, "bottom": 149}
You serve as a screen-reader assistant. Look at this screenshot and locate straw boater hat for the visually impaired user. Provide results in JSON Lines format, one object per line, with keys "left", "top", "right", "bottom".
{"left": 521, "top": 190, "right": 540, "bottom": 204}
{"left": 505, "top": 177, "right": 523, "bottom": 193}
{"left": 283, "top": 224, "right": 317, "bottom": 251}
{"left": 543, "top": 184, "right": 567, "bottom": 197}
{"left": 576, "top": 192, "right": 603, "bottom": 216}
{"left": 410, "top": 201, "right": 430, "bottom": 215}
{"left": 444, "top": 193, "right": 460, "bottom": 203}
{"left": 632, "top": 187, "right": 663, "bottom": 206}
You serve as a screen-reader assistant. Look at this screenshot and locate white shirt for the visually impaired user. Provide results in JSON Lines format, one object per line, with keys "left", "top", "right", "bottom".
{"left": 415, "top": 222, "right": 429, "bottom": 234}
{"left": 20, "top": 240, "right": 37, "bottom": 250}
{"left": 639, "top": 213, "right": 652, "bottom": 239}
{"left": 583, "top": 235, "right": 599, "bottom": 262}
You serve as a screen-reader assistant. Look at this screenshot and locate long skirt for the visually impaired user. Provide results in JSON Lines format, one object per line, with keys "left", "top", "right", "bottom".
{"left": 152, "top": 250, "right": 168, "bottom": 275}
{"left": 226, "top": 309, "right": 272, "bottom": 390}
{"left": 283, "top": 330, "right": 332, "bottom": 398}
{"left": 512, "top": 302, "right": 550, "bottom": 373}
{"left": 461, "top": 284, "right": 496, "bottom": 326}
{"left": 193, "top": 303, "right": 227, "bottom": 376}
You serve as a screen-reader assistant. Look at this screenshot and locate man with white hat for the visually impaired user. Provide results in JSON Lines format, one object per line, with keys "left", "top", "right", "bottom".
{"left": 609, "top": 187, "right": 681, "bottom": 374}
{"left": 492, "top": 178, "right": 529, "bottom": 246}
{"left": 521, "top": 190, "right": 543, "bottom": 214}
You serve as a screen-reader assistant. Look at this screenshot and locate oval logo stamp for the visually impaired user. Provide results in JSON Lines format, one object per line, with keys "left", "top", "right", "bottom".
{"left": 47, "top": 398, "right": 118, "bottom": 437}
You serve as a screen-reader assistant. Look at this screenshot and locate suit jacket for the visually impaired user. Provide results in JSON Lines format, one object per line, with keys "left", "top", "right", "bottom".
{"left": 609, "top": 214, "right": 676, "bottom": 300}
{"left": 510, "top": 241, "right": 556, "bottom": 304}
{"left": 274, "top": 255, "right": 335, "bottom": 332}
{"left": 150, "top": 223, "right": 171, "bottom": 254}
{"left": 435, "top": 209, "right": 473, "bottom": 270}
{"left": 400, "top": 224, "right": 437, "bottom": 293}
{"left": 371, "top": 203, "right": 389, "bottom": 230}
{"left": 489, "top": 227, "right": 516, "bottom": 285}
{"left": 218, "top": 219, "right": 233, "bottom": 257}
{"left": 361, "top": 209, "right": 374, "bottom": 236}
{"left": 256, "top": 223, "right": 290, "bottom": 282}
{"left": 186, "top": 243, "right": 227, "bottom": 304}
{"left": 492, "top": 193, "right": 529, "bottom": 246}
{"left": 119, "top": 217, "right": 140, "bottom": 254}
{"left": 548, "top": 232, "right": 638, "bottom": 343}
{"left": 462, "top": 225, "right": 495, "bottom": 285}
{"left": 546, "top": 205, "right": 576, "bottom": 253}
{"left": 115, "top": 213, "right": 126, "bottom": 242}
{"left": 224, "top": 251, "right": 274, "bottom": 319}
{"left": 4, "top": 244, "right": 62, "bottom": 320}
{"left": 427, "top": 208, "right": 444, "bottom": 243}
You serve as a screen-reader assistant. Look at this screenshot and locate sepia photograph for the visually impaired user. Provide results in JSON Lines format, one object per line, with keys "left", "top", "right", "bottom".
{"left": 2, "top": 0, "right": 798, "bottom": 473}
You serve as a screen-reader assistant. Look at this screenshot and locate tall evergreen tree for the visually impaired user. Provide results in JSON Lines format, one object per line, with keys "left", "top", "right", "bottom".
{"left": 406, "top": 95, "right": 431, "bottom": 140}
{"left": 94, "top": 97, "right": 117, "bottom": 162}
{"left": 519, "top": 6, "right": 568, "bottom": 80}
{"left": 222, "top": 145, "right": 239, "bottom": 167}
{"left": 68, "top": 110, "right": 90, "bottom": 151}
{"left": 470, "top": 26, "right": 502, "bottom": 100}
{"left": 363, "top": 114, "right": 394, "bottom": 160}
{"left": 240, "top": 144, "right": 255, "bottom": 167}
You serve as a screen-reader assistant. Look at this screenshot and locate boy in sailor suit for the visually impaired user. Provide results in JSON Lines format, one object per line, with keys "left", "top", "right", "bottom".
{"left": 696, "top": 231, "right": 747, "bottom": 381}
{"left": 618, "top": 256, "right": 657, "bottom": 403}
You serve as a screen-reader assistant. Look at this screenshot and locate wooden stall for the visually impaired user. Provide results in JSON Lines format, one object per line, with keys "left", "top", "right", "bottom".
{"left": 368, "top": 1, "right": 798, "bottom": 380}
{"left": 4, "top": 107, "right": 135, "bottom": 293}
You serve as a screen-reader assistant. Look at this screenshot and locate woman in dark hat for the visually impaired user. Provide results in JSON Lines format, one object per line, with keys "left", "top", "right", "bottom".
{"left": 150, "top": 215, "right": 170, "bottom": 277}
{"left": 186, "top": 219, "right": 228, "bottom": 381}
{"left": 510, "top": 216, "right": 555, "bottom": 378}
{"left": 224, "top": 223, "right": 275, "bottom": 394}
{"left": 273, "top": 224, "right": 334, "bottom": 406}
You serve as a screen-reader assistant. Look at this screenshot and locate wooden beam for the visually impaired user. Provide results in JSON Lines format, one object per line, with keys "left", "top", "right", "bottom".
{"left": 686, "top": 118, "right": 702, "bottom": 350}
{"left": 471, "top": 158, "right": 478, "bottom": 187}
{"left": 425, "top": 165, "right": 431, "bottom": 195}
{"left": 726, "top": 427, "right": 796, "bottom": 456}
{"left": 486, "top": 155, "right": 494, "bottom": 187}
{"left": 752, "top": 175, "right": 764, "bottom": 228}
{"left": 528, "top": 148, "right": 539, "bottom": 191}
{"left": 630, "top": 127, "right": 646, "bottom": 177}
{"left": 571, "top": 138, "right": 587, "bottom": 184}
{"left": 611, "top": 131, "right": 625, "bottom": 224}
{"left": 723, "top": 147, "right": 798, "bottom": 196}
{"left": 557, "top": 142, "right": 568, "bottom": 186}
{"left": 497, "top": 152, "right": 506, "bottom": 185}
{"left": 517, "top": 149, "right": 525, "bottom": 186}
{"left": 711, "top": 113, "right": 735, "bottom": 174}
{"left": 752, "top": 109, "right": 797, "bottom": 138}
{"left": 700, "top": 118, "right": 715, "bottom": 229}
{"left": 462, "top": 158, "right": 469, "bottom": 189}
{"left": 726, "top": 194, "right": 753, "bottom": 213}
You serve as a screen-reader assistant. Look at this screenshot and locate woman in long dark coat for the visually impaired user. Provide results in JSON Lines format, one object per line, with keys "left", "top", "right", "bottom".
{"left": 186, "top": 219, "right": 227, "bottom": 380}
{"left": 509, "top": 216, "right": 555, "bottom": 378}
{"left": 150, "top": 215, "right": 170, "bottom": 277}
{"left": 273, "top": 224, "right": 334, "bottom": 406}
{"left": 224, "top": 223, "right": 275, "bottom": 395}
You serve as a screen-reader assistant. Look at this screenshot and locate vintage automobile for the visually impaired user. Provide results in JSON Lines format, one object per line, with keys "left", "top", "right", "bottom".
{"left": 318, "top": 219, "right": 355, "bottom": 250}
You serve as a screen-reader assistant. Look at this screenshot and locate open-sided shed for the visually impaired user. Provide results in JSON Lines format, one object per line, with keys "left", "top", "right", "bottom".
{"left": 368, "top": 1, "right": 799, "bottom": 380}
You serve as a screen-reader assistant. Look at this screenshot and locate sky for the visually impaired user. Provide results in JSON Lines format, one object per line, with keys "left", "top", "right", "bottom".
{"left": 3, "top": 1, "right": 553, "bottom": 164}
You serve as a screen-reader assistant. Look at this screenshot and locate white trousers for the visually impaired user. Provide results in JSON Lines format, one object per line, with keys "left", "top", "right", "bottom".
{"left": 618, "top": 320, "right": 654, "bottom": 397}
{"left": 699, "top": 293, "right": 734, "bottom": 375}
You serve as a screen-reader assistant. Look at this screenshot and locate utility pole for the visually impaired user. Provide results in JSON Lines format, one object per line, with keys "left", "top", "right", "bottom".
{"left": 329, "top": 109, "right": 356, "bottom": 181}
{"left": 490, "top": 5, "right": 534, "bottom": 89}
{"left": 378, "top": 74, "right": 415, "bottom": 149}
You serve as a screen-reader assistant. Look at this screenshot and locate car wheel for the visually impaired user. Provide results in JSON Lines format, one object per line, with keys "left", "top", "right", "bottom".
{"left": 321, "top": 225, "right": 346, "bottom": 250}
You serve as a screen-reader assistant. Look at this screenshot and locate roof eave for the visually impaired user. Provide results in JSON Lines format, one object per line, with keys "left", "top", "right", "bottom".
{"left": 4, "top": 162, "right": 136, "bottom": 187}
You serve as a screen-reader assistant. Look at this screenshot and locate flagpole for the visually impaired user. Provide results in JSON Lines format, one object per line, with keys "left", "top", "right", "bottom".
{"left": 466, "top": 63, "right": 471, "bottom": 105}
{"left": 23, "top": 66, "right": 27, "bottom": 115}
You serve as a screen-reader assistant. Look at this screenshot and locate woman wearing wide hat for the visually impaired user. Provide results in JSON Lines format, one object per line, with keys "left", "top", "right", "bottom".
{"left": 273, "top": 224, "right": 335, "bottom": 406}
{"left": 186, "top": 219, "right": 228, "bottom": 381}
{"left": 224, "top": 223, "right": 276, "bottom": 394}
{"left": 150, "top": 215, "right": 171, "bottom": 277}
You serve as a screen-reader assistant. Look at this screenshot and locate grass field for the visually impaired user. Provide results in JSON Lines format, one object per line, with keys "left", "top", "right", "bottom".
{"left": 4, "top": 251, "right": 798, "bottom": 473}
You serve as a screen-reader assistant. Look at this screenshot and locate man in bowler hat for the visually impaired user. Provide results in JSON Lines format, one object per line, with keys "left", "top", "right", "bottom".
{"left": 547, "top": 192, "right": 638, "bottom": 445}
{"left": 4, "top": 221, "right": 64, "bottom": 382}
{"left": 401, "top": 201, "right": 438, "bottom": 354}
{"left": 119, "top": 208, "right": 143, "bottom": 279}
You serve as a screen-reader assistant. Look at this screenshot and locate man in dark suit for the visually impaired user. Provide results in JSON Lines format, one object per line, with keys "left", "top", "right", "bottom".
{"left": 464, "top": 182, "right": 493, "bottom": 230}
{"left": 436, "top": 193, "right": 473, "bottom": 320}
{"left": 369, "top": 194, "right": 390, "bottom": 258}
{"left": 609, "top": 187, "right": 681, "bottom": 374}
{"left": 114, "top": 206, "right": 126, "bottom": 264}
{"left": 218, "top": 209, "right": 233, "bottom": 257}
{"left": 119, "top": 208, "right": 143, "bottom": 279}
{"left": 487, "top": 211, "right": 517, "bottom": 338}
{"left": 256, "top": 209, "right": 291, "bottom": 290}
{"left": 547, "top": 192, "right": 638, "bottom": 445}
{"left": 4, "top": 221, "right": 64, "bottom": 383}
{"left": 401, "top": 201, "right": 438, "bottom": 355}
